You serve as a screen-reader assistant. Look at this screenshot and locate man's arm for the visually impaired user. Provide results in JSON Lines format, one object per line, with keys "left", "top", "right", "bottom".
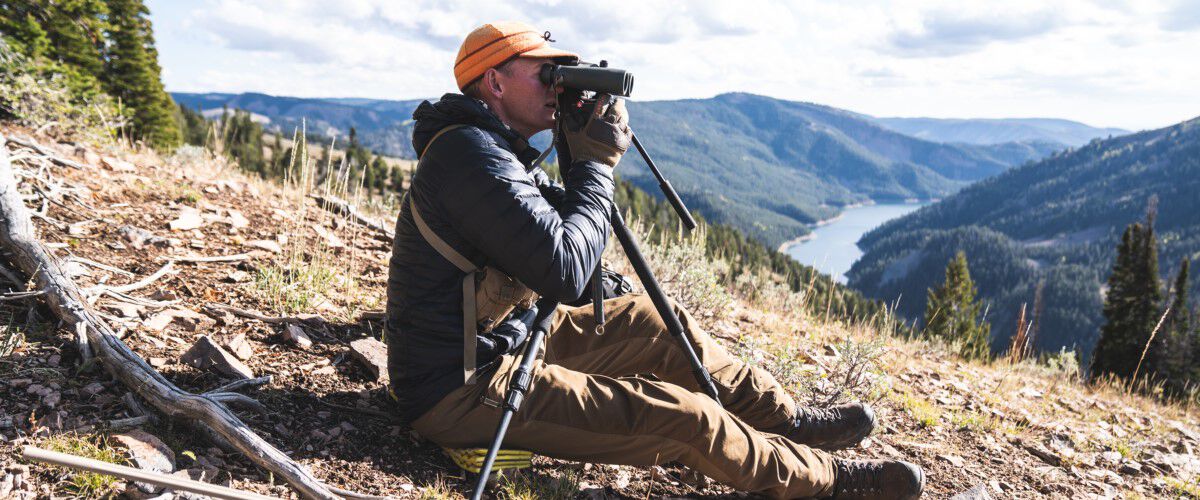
{"left": 531, "top": 166, "right": 567, "bottom": 209}
{"left": 439, "top": 133, "right": 613, "bottom": 302}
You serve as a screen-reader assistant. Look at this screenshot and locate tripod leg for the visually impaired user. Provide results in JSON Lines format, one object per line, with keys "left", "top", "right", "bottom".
{"left": 609, "top": 209, "right": 721, "bottom": 403}
{"left": 591, "top": 262, "right": 605, "bottom": 334}
{"left": 471, "top": 299, "right": 557, "bottom": 500}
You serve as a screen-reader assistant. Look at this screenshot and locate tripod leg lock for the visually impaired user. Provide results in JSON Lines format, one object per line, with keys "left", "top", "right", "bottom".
{"left": 504, "top": 368, "right": 534, "bottom": 411}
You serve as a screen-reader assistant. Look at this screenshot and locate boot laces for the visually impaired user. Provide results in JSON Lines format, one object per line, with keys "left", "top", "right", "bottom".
{"left": 836, "top": 461, "right": 884, "bottom": 494}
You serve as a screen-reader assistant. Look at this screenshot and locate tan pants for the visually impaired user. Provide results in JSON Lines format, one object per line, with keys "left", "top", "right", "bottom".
{"left": 411, "top": 294, "right": 836, "bottom": 499}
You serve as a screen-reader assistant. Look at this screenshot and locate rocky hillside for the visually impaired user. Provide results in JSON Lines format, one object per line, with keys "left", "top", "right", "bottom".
{"left": 1, "top": 128, "right": 1198, "bottom": 499}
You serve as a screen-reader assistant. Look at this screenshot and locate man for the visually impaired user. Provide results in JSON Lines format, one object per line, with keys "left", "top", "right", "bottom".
{"left": 386, "top": 21, "right": 925, "bottom": 499}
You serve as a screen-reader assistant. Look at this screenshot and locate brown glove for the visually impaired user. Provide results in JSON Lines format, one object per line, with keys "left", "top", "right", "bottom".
{"left": 562, "top": 95, "right": 631, "bottom": 168}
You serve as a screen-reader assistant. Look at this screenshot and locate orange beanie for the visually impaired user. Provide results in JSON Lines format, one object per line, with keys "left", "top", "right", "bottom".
{"left": 454, "top": 21, "right": 579, "bottom": 90}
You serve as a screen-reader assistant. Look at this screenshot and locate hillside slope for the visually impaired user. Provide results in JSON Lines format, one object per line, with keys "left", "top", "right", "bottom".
{"left": 173, "top": 91, "right": 1057, "bottom": 247}
{"left": 2, "top": 127, "right": 1198, "bottom": 499}
{"left": 850, "top": 116, "right": 1200, "bottom": 361}
{"left": 874, "top": 117, "right": 1127, "bottom": 147}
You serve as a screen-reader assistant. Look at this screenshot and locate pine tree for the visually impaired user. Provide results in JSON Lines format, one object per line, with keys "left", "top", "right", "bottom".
{"left": 924, "top": 251, "right": 992, "bottom": 360}
{"left": 1160, "top": 259, "right": 1193, "bottom": 391}
{"left": 1091, "top": 203, "right": 1164, "bottom": 381}
{"left": 103, "top": 0, "right": 180, "bottom": 149}
{"left": 1, "top": 1, "right": 108, "bottom": 99}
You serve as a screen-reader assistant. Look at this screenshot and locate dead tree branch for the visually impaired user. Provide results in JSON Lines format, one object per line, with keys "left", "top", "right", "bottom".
{"left": 0, "top": 135, "right": 341, "bottom": 499}
{"left": 308, "top": 193, "right": 394, "bottom": 240}
{"left": 6, "top": 135, "right": 89, "bottom": 170}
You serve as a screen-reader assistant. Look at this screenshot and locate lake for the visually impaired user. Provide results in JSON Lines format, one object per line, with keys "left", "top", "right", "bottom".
{"left": 783, "top": 203, "right": 927, "bottom": 283}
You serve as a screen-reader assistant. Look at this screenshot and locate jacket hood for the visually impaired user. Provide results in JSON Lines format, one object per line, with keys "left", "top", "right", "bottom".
{"left": 411, "top": 93, "right": 541, "bottom": 166}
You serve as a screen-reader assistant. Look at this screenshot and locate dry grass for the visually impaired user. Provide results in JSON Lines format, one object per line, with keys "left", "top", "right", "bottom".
{"left": 498, "top": 469, "right": 580, "bottom": 500}
{"left": 38, "top": 433, "right": 128, "bottom": 497}
{"left": 416, "top": 474, "right": 461, "bottom": 500}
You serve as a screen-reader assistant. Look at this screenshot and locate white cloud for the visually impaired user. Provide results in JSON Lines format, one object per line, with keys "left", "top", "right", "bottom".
{"left": 149, "top": 0, "right": 1200, "bottom": 130}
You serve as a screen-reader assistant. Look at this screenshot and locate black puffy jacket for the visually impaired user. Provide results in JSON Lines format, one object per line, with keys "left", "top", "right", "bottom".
{"left": 386, "top": 94, "right": 614, "bottom": 422}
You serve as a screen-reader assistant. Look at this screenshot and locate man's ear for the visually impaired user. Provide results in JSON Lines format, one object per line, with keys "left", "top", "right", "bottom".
{"left": 483, "top": 68, "right": 504, "bottom": 99}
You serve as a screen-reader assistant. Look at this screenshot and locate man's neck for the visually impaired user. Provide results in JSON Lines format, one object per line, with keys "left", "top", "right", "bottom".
{"left": 480, "top": 97, "right": 535, "bottom": 140}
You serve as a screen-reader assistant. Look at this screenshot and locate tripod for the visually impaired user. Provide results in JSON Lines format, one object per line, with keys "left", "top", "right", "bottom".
{"left": 470, "top": 98, "right": 718, "bottom": 499}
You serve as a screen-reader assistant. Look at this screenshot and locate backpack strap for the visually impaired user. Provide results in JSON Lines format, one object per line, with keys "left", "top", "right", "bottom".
{"left": 411, "top": 123, "right": 483, "bottom": 384}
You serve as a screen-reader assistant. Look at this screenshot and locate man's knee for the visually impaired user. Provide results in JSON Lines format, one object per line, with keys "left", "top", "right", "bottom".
{"left": 626, "top": 293, "right": 669, "bottom": 332}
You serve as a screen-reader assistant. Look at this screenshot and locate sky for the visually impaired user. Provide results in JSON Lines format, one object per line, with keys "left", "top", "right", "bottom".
{"left": 148, "top": 0, "right": 1200, "bottom": 131}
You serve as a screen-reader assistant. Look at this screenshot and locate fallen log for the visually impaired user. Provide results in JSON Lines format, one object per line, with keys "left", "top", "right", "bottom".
{"left": 0, "top": 135, "right": 341, "bottom": 499}
{"left": 308, "top": 193, "right": 394, "bottom": 240}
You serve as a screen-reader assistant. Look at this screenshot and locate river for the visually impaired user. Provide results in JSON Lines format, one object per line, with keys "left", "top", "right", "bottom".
{"left": 783, "top": 203, "right": 927, "bottom": 283}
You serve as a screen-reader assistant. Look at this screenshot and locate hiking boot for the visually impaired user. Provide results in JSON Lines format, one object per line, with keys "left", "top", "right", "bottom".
{"left": 774, "top": 402, "right": 876, "bottom": 450}
{"left": 829, "top": 459, "right": 925, "bottom": 500}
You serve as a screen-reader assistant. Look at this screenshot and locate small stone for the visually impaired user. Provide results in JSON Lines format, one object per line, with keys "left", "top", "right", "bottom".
{"left": 950, "top": 483, "right": 991, "bottom": 500}
{"left": 283, "top": 323, "right": 313, "bottom": 350}
{"left": 939, "top": 454, "right": 966, "bottom": 468}
{"left": 8, "top": 378, "right": 32, "bottom": 388}
{"left": 119, "top": 225, "right": 169, "bottom": 249}
{"left": 67, "top": 222, "right": 90, "bottom": 236}
{"left": 148, "top": 357, "right": 167, "bottom": 368}
{"left": 181, "top": 336, "right": 254, "bottom": 379}
{"left": 244, "top": 239, "right": 282, "bottom": 253}
{"left": 101, "top": 156, "right": 136, "bottom": 172}
{"left": 1118, "top": 461, "right": 1142, "bottom": 475}
{"left": 46, "top": 354, "right": 60, "bottom": 367}
{"left": 226, "top": 210, "right": 250, "bottom": 229}
{"left": 169, "top": 209, "right": 204, "bottom": 231}
{"left": 113, "top": 429, "right": 176, "bottom": 493}
{"left": 75, "top": 146, "right": 100, "bottom": 166}
{"left": 143, "top": 312, "right": 175, "bottom": 332}
{"left": 220, "top": 332, "right": 255, "bottom": 361}
{"left": 1100, "top": 451, "right": 1123, "bottom": 464}
{"left": 170, "top": 308, "right": 216, "bottom": 332}
{"left": 42, "top": 392, "right": 61, "bottom": 408}
{"left": 311, "top": 225, "right": 345, "bottom": 248}
{"left": 349, "top": 338, "right": 388, "bottom": 383}
{"left": 81, "top": 382, "right": 105, "bottom": 397}
{"left": 226, "top": 270, "right": 249, "bottom": 283}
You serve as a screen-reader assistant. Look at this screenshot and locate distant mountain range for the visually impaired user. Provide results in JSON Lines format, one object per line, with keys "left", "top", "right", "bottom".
{"left": 172, "top": 91, "right": 1117, "bottom": 246}
{"left": 848, "top": 116, "right": 1199, "bottom": 362}
{"left": 873, "top": 117, "right": 1128, "bottom": 147}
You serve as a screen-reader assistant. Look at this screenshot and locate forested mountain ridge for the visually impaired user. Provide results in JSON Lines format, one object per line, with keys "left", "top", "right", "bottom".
{"left": 849, "top": 116, "right": 1200, "bottom": 362}
{"left": 174, "top": 91, "right": 1057, "bottom": 247}
{"left": 874, "top": 117, "right": 1128, "bottom": 147}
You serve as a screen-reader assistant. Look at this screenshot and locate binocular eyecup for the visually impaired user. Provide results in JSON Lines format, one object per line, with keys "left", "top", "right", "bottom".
{"left": 540, "top": 62, "right": 634, "bottom": 97}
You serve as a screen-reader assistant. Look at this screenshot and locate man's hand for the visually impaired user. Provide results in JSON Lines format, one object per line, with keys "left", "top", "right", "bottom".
{"left": 562, "top": 94, "right": 631, "bottom": 168}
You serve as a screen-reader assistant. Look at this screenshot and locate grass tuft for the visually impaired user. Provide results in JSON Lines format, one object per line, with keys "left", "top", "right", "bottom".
{"left": 891, "top": 390, "right": 941, "bottom": 428}
{"left": 39, "top": 433, "right": 128, "bottom": 497}
{"left": 416, "top": 474, "right": 460, "bottom": 500}
{"left": 498, "top": 470, "right": 580, "bottom": 500}
{"left": 1166, "top": 476, "right": 1200, "bottom": 499}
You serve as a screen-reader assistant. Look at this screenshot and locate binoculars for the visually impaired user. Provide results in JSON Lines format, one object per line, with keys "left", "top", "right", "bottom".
{"left": 539, "top": 60, "right": 634, "bottom": 97}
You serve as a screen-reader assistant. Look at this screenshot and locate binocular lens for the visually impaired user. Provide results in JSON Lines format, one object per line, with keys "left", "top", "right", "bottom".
{"left": 540, "top": 64, "right": 634, "bottom": 97}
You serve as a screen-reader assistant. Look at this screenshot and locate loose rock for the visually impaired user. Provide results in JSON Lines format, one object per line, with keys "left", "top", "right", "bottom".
{"left": 244, "top": 239, "right": 283, "bottom": 253}
{"left": 113, "top": 429, "right": 176, "bottom": 493}
{"left": 169, "top": 209, "right": 204, "bottom": 231}
{"left": 950, "top": 483, "right": 991, "bottom": 500}
{"left": 181, "top": 336, "right": 254, "bottom": 379}
{"left": 349, "top": 338, "right": 388, "bottom": 383}
{"left": 283, "top": 323, "right": 313, "bottom": 350}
